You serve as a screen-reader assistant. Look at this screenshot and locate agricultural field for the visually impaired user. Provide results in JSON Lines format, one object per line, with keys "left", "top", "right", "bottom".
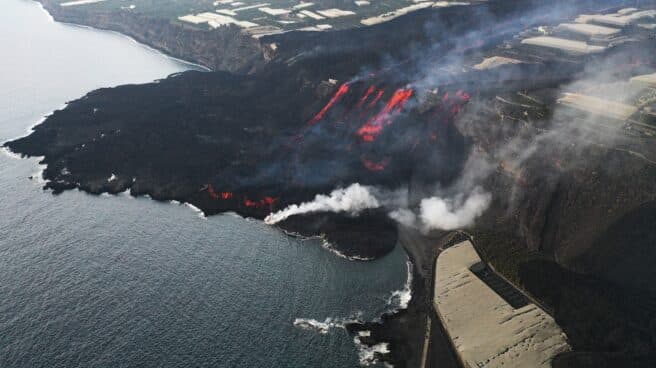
{"left": 55, "top": 0, "right": 474, "bottom": 37}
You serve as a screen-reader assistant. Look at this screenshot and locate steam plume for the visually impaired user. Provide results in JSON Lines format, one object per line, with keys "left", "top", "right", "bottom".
{"left": 418, "top": 187, "right": 491, "bottom": 231}
{"left": 266, "top": 180, "right": 491, "bottom": 231}
{"left": 265, "top": 183, "right": 380, "bottom": 224}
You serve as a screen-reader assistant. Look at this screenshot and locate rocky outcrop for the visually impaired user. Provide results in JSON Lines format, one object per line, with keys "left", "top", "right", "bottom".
{"left": 277, "top": 210, "right": 398, "bottom": 260}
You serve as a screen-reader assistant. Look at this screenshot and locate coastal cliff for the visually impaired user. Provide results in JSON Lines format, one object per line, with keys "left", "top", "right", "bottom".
{"left": 36, "top": 0, "right": 266, "bottom": 73}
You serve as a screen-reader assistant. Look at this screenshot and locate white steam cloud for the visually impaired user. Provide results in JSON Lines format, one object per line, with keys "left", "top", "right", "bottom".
{"left": 265, "top": 183, "right": 380, "bottom": 224}
{"left": 266, "top": 182, "right": 491, "bottom": 231}
{"left": 418, "top": 187, "right": 491, "bottom": 231}
{"left": 388, "top": 187, "right": 492, "bottom": 231}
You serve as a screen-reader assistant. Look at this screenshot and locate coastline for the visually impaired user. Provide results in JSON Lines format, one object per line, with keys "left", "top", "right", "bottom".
{"left": 3, "top": 108, "right": 438, "bottom": 368}
{"left": 10, "top": 1, "right": 656, "bottom": 366}
{"left": 3, "top": 4, "right": 211, "bottom": 222}
{"left": 346, "top": 230, "right": 464, "bottom": 368}
{"left": 32, "top": 0, "right": 266, "bottom": 73}
{"left": 31, "top": 1, "right": 211, "bottom": 72}
{"left": 8, "top": 3, "right": 459, "bottom": 366}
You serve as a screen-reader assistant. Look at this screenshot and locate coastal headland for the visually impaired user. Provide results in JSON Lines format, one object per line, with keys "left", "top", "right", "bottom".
{"left": 8, "top": 0, "right": 656, "bottom": 366}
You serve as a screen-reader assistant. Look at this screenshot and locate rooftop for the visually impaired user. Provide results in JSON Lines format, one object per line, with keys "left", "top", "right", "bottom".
{"left": 558, "top": 93, "right": 639, "bottom": 121}
{"left": 521, "top": 36, "right": 606, "bottom": 55}
{"left": 434, "top": 241, "right": 570, "bottom": 368}
{"left": 53, "top": 0, "right": 478, "bottom": 37}
{"left": 630, "top": 73, "right": 656, "bottom": 90}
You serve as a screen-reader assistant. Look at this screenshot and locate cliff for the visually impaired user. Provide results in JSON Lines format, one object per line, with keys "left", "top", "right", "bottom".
{"left": 37, "top": 0, "right": 266, "bottom": 73}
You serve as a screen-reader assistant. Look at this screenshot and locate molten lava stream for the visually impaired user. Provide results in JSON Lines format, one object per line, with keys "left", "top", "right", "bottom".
{"left": 356, "top": 86, "right": 376, "bottom": 109}
{"left": 243, "top": 196, "right": 279, "bottom": 210}
{"left": 308, "top": 83, "right": 350, "bottom": 125}
{"left": 357, "top": 88, "right": 414, "bottom": 142}
{"left": 434, "top": 90, "right": 471, "bottom": 125}
{"left": 207, "top": 184, "right": 234, "bottom": 201}
{"left": 244, "top": 199, "right": 258, "bottom": 208}
{"left": 365, "top": 89, "right": 385, "bottom": 111}
{"left": 207, "top": 184, "right": 220, "bottom": 200}
{"left": 362, "top": 157, "right": 390, "bottom": 172}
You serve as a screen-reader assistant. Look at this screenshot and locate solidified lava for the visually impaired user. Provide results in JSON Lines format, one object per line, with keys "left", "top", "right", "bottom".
{"left": 190, "top": 71, "right": 472, "bottom": 220}
{"left": 277, "top": 209, "right": 398, "bottom": 259}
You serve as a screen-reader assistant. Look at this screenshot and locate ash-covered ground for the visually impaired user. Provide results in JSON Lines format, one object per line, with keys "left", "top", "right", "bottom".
{"left": 7, "top": 0, "right": 656, "bottom": 366}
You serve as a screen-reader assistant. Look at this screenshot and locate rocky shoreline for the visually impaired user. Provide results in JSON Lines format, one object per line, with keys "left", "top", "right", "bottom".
{"left": 277, "top": 210, "right": 398, "bottom": 260}
{"left": 346, "top": 230, "right": 467, "bottom": 367}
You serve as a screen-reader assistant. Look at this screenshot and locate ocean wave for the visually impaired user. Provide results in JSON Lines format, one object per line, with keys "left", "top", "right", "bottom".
{"left": 295, "top": 318, "right": 394, "bottom": 366}
{"left": 220, "top": 211, "right": 240, "bottom": 218}
{"left": 276, "top": 228, "right": 374, "bottom": 261}
{"left": 292, "top": 252, "right": 413, "bottom": 367}
{"left": 117, "top": 189, "right": 134, "bottom": 199}
{"left": 353, "top": 330, "right": 391, "bottom": 367}
{"left": 293, "top": 317, "right": 347, "bottom": 335}
{"left": 184, "top": 202, "right": 207, "bottom": 219}
{"left": 293, "top": 311, "right": 365, "bottom": 334}
{"left": 320, "top": 238, "right": 374, "bottom": 262}
{"left": 0, "top": 146, "right": 23, "bottom": 160}
{"left": 386, "top": 260, "right": 413, "bottom": 311}
{"left": 292, "top": 258, "right": 412, "bottom": 366}
{"left": 0, "top": 147, "right": 48, "bottom": 185}
{"left": 30, "top": 156, "right": 48, "bottom": 185}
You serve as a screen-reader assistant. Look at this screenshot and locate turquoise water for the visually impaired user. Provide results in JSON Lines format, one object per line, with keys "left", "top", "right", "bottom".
{"left": 0, "top": 1, "right": 408, "bottom": 367}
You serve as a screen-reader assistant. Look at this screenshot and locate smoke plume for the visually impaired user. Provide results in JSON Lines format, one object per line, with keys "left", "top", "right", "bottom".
{"left": 418, "top": 187, "right": 492, "bottom": 231}
{"left": 266, "top": 1, "right": 651, "bottom": 233}
{"left": 265, "top": 183, "right": 380, "bottom": 224}
{"left": 266, "top": 180, "right": 491, "bottom": 231}
{"left": 388, "top": 186, "right": 492, "bottom": 232}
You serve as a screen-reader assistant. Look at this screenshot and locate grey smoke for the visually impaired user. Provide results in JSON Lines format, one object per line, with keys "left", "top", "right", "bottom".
{"left": 267, "top": 1, "right": 647, "bottom": 232}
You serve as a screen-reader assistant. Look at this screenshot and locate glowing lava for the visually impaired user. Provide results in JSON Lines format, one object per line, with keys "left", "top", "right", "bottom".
{"left": 308, "top": 83, "right": 350, "bottom": 125}
{"left": 365, "top": 89, "right": 385, "bottom": 110}
{"left": 244, "top": 196, "right": 279, "bottom": 209}
{"left": 207, "top": 184, "right": 234, "bottom": 200}
{"left": 357, "top": 88, "right": 414, "bottom": 142}
{"left": 436, "top": 90, "right": 471, "bottom": 125}
{"left": 362, "top": 157, "right": 390, "bottom": 171}
{"left": 356, "top": 86, "right": 376, "bottom": 109}
{"left": 207, "top": 184, "right": 220, "bottom": 200}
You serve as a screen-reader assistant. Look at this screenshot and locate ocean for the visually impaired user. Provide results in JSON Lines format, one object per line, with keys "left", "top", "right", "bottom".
{"left": 0, "top": 1, "right": 408, "bottom": 367}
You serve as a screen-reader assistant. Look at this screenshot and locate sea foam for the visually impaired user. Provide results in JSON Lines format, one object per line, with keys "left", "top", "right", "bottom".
{"left": 387, "top": 260, "right": 413, "bottom": 311}
{"left": 353, "top": 330, "right": 391, "bottom": 366}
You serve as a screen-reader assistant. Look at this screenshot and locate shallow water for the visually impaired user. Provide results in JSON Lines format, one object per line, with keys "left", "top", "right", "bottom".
{"left": 0, "top": 1, "right": 408, "bottom": 367}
